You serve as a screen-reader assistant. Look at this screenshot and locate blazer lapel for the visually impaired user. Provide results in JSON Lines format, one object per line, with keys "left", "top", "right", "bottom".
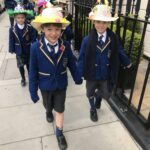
{"left": 57, "top": 39, "right": 65, "bottom": 65}
{"left": 12, "top": 25, "right": 21, "bottom": 44}
{"left": 22, "top": 24, "right": 28, "bottom": 38}
{"left": 39, "top": 39, "right": 55, "bottom": 66}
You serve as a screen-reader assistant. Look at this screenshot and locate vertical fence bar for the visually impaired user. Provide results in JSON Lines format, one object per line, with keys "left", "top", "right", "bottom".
{"left": 128, "top": 0, "right": 141, "bottom": 58}
{"left": 146, "top": 112, "right": 150, "bottom": 129}
{"left": 122, "top": 0, "right": 132, "bottom": 46}
{"left": 116, "top": 0, "right": 123, "bottom": 36}
{"left": 111, "top": 0, "right": 117, "bottom": 29}
{"left": 128, "top": 0, "right": 150, "bottom": 106}
{"left": 131, "top": 0, "right": 136, "bottom": 14}
{"left": 137, "top": 60, "right": 150, "bottom": 114}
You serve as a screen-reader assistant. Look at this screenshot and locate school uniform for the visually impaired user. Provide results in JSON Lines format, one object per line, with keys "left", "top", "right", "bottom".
{"left": 78, "top": 28, "right": 130, "bottom": 100}
{"left": 29, "top": 37, "right": 82, "bottom": 112}
{"left": 9, "top": 23, "right": 37, "bottom": 67}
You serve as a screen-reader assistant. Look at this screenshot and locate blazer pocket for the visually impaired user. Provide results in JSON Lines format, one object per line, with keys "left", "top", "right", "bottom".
{"left": 39, "top": 72, "right": 50, "bottom": 76}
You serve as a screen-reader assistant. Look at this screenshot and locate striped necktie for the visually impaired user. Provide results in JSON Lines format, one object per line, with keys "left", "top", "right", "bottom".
{"left": 47, "top": 43, "right": 58, "bottom": 55}
{"left": 98, "top": 35, "right": 104, "bottom": 48}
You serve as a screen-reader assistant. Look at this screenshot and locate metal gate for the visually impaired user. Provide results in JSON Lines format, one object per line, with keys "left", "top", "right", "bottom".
{"left": 72, "top": 0, "right": 150, "bottom": 129}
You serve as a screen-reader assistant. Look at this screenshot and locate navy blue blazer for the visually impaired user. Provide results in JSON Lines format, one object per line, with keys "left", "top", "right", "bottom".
{"left": 9, "top": 23, "right": 37, "bottom": 55}
{"left": 78, "top": 34, "right": 130, "bottom": 80}
{"left": 29, "top": 38, "right": 82, "bottom": 102}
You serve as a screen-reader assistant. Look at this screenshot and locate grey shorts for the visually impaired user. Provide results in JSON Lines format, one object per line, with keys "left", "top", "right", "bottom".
{"left": 41, "top": 89, "right": 66, "bottom": 113}
{"left": 86, "top": 80, "right": 111, "bottom": 100}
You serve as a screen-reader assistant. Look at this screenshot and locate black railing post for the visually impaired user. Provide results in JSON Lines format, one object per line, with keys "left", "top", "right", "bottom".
{"left": 128, "top": 0, "right": 150, "bottom": 107}
{"left": 122, "top": 0, "right": 132, "bottom": 46}
{"left": 111, "top": 0, "right": 117, "bottom": 29}
{"left": 116, "top": 0, "right": 123, "bottom": 36}
{"left": 128, "top": 0, "right": 141, "bottom": 58}
{"left": 137, "top": 60, "right": 150, "bottom": 114}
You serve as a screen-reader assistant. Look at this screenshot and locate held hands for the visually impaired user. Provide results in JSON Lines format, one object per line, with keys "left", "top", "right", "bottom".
{"left": 126, "top": 63, "right": 132, "bottom": 68}
{"left": 123, "top": 63, "right": 132, "bottom": 69}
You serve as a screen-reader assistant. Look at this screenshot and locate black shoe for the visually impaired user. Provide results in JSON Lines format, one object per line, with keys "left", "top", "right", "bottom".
{"left": 46, "top": 112, "right": 54, "bottom": 123}
{"left": 21, "top": 79, "right": 26, "bottom": 87}
{"left": 90, "top": 110, "right": 98, "bottom": 122}
{"left": 57, "top": 134, "right": 67, "bottom": 150}
{"left": 95, "top": 98, "right": 102, "bottom": 109}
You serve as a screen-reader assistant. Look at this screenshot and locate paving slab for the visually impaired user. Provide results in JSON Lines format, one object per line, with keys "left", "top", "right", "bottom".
{"left": 42, "top": 122, "right": 140, "bottom": 150}
{"left": 0, "top": 103, "right": 54, "bottom": 145}
{"left": 2, "top": 58, "right": 20, "bottom": 80}
{"left": 66, "top": 77, "right": 86, "bottom": 98}
{"left": 0, "top": 138, "right": 42, "bottom": 150}
{"left": 59, "top": 95, "right": 118, "bottom": 132}
{"left": 0, "top": 83, "right": 33, "bottom": 108}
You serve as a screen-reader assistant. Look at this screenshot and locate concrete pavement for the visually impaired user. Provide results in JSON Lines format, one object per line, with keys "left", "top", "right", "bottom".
{"left": 0, "top": 12, "right": 142, "bottom": 150}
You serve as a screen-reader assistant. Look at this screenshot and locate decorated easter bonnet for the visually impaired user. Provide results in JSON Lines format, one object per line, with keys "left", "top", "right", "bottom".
{"left": 37, "top": 0, "right": 53, "bottom": 8}
{"left": 88, "top": 0, "right": 118, "bottom": 22}
{"left": 7, "top": 3, "right": 34, "bottom": 17}
{"left": 31, "top": 7, "right": 70, "bottom": 31}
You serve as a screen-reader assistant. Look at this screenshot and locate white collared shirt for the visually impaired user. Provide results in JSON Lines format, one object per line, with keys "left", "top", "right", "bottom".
{"left": 44, "top": 38, "right": 59, "bottom": 54}
{"left": 97, "top": 31, "right": 107, "bottom": 43}
{"left": 17, "top": 23, "right": 25, "bottom": 29}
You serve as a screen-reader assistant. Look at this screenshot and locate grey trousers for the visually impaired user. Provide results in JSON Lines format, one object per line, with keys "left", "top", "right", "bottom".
{"left": 86, "top": 80, "right": 111, "bottom": 100}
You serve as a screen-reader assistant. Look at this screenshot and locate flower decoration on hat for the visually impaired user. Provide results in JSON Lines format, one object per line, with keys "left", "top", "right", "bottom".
{"left": 7, "top": 3, "right": 34, "bottom": 17}
{"left": 88, "top": 0, "right": 118, "bottom": 22}
{"left": 31, "top": 7, "right": 70, "bottom": 31}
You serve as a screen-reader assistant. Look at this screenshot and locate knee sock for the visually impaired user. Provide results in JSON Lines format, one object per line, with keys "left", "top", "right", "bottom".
{"left": 19, "top": 67, "right": 25, "bottom": 81}
{"left": 88, "top": 97, "right": 96, "bottom": 111}
{"left": 56, "top": 126, "right": 63, "bottom": 137}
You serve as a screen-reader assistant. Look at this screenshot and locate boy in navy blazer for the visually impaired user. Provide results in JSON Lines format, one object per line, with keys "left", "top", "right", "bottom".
{"left": 78, "top": 2, "right": 131, "bottom": 122}
{"left": 30, "top": 7, "right": 82, "bottom": 150}
{"left": 8, "top": 4, "right": 37, "bottom": 86}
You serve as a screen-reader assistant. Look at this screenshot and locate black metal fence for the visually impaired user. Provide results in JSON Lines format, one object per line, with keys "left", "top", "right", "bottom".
{"left": 72, "top": 0, "right": 150, "bottom": 129}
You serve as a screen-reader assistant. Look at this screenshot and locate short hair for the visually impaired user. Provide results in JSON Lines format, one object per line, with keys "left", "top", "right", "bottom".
{"left": 14, "top": 13, "right": 26, "bottom": 17}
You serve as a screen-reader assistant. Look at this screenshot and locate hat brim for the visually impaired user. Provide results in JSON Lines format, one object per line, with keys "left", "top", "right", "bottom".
{"left": 31, "top": 16, "right": 70, "bottom": 31}
{"left": 89, "top": 16, "right": 118, "bottom": 22}
{"left": 7, "top": 9, "right": 34, "bottom": 17}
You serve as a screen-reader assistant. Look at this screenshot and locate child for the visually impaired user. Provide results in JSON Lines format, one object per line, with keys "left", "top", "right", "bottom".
{"left": 29, "top": 7, "right": 82, "bottom": 150}
{"left": 8, "top": 4, "right": 37, "bottom": 86}
{"left": 77, "top": 2, "right": 131, "bottom": 122}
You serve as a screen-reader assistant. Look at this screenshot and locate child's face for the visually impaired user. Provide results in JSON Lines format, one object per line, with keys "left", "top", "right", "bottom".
{"left": 15, "top": 14, "right": 26, "bottom": 25}
{"left": 42, "top": 24, "right": 62, "bottom": 44}
{"left": 93, "top": 21, "right": 109, "bottom": 34}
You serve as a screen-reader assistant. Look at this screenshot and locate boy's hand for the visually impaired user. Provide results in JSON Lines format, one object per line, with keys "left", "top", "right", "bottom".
{"left": 127, "top": 63, "right": 132, "bottom": 68}
{"left": 31, "top": 94, "right": 40, "bottom": 103}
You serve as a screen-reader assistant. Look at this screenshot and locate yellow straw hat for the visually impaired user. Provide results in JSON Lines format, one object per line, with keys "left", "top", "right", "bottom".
{"left": 89, "top": 4, "right": 118, "bottom": 22}
{"left": 31, "top": 7, "right": 70, "bottom": 31}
